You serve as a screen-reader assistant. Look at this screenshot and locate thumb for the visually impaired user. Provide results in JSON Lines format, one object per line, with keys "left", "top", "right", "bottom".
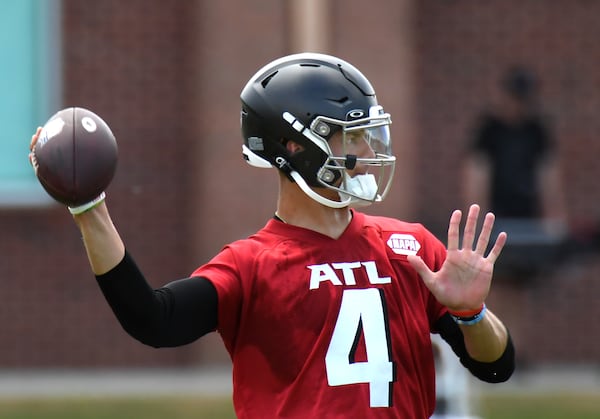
{"left": 407, "top": 255, "right": 438, "bottom": 293}
{"left": 407, "top": 254, "right": 431, "bottom": 280}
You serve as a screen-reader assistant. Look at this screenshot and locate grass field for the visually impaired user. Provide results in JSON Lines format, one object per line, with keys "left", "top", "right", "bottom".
{"left": 479, "top": 393, "right": 600, "bottom": 419}
{"left": 0, "top": 396, "right": 235, "bottom": 419}
{"left": 0, "top": 393, "right": 598, "bottom": 418}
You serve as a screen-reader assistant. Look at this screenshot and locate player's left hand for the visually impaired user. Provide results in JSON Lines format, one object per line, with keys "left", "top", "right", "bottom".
{"left": 407, "top": 204, "right": 507, "bottom": 312}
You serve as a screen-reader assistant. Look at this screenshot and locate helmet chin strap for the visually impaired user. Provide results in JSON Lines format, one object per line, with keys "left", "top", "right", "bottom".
{"left": 289, "top": 170, "right": 351, "bottom": 209}
{"left": 338, "top": 172, "right": 380, "bottom": 206}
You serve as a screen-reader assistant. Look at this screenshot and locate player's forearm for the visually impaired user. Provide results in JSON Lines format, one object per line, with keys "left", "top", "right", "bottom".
{"left": 72, "top": 201, "right": 125, "bottom": 275}
{"left": 459, "top": 309, "right": 508, "bottom": 362}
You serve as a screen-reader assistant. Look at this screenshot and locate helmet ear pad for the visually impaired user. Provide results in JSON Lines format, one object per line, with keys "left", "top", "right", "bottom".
{"left": 287, "top": 146, "right": 342, "bottom": 187}
{"left": 242, "top": 107, "right": 295, "bottom": 175}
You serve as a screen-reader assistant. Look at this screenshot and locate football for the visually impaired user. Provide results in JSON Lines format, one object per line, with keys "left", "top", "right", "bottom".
{"left": 34, "top": 107, "right": 118, "bottom": 207}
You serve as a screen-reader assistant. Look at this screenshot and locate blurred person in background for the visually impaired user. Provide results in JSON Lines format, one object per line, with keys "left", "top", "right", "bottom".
{"left": 463, "top": 66, "right": 569, "bottom": 279}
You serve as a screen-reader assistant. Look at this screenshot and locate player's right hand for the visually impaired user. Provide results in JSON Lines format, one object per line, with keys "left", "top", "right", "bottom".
{"left": 28, "top": 127, "right": 43, "bottom": 175}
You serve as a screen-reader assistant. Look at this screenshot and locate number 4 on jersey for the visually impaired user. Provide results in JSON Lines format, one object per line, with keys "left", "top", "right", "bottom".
{"left": 325, "top": 288, "right": 395, "bottom": 407}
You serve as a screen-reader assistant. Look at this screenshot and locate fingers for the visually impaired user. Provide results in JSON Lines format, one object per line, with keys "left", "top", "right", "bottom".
{"left": 462, "top": 204, "right": 480, "bottom": 250}
{"left": 487, "top": 231, "right": 507, "bottom": 264}
{"left": 29, "top": 127, "right": 43, "bottom": 174}
{"left": 449, "top": 204, "right": 508, "bottom": 263}
{"left": 28, "top": 151, "right": 39, "bottom": 175}
{"left": 449, "top": 204, "right": 481, "bottom": 251}
{"left": 475, "top": 211, "right": 495, "bottom": 254}
{"left": 467, "top": 206, "right": 506, "bottom": 262}
{"left": 30, "top": 127, "right": 42, "bottom": 151}
{"left": 447, "top": 209, "right": 462, "bottom": 251}
{"left": 407, "top": 254, "right": 435, "bottom": 289}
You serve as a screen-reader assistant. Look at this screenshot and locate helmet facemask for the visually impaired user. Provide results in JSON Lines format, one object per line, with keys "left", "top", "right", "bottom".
{"left": 309, "top": 105, "right": 395, "bottom": 208}
{"left": 275, "top": 105, "right": 395, "bottom": 208}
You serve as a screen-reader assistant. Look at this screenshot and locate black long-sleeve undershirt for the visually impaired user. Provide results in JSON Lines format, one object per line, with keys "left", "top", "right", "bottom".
{"left": 96, "top": 250, "right": 217, "bottom": 348}
{"left": 96, "top": 250, "right": 514, "bottom": 383}
{"left": 434, "top": 312, "right": 515, "bottom": 383}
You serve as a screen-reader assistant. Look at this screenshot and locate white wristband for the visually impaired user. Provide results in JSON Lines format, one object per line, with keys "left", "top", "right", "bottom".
{"left": 68, "top": 192, "right": 106, "bottom": 215}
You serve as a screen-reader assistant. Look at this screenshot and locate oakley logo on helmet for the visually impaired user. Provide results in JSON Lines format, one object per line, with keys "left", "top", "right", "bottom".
{"left": 346, "top": 110, "right": 365, "bottom": 120}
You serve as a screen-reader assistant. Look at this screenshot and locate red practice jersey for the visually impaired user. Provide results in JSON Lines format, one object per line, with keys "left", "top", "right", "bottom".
{"left": 192, "top": 210, "right": 448, "bottom": 418}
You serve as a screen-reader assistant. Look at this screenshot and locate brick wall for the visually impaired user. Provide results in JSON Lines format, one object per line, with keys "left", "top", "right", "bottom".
{"left": 413, "top": 0, "right": 600, "bottom": 365}
{"left": 0, "top": 0, "right": 597, "bottom": 368}
{"left": 1, "top": 1, "right": 201, "bottom": 368}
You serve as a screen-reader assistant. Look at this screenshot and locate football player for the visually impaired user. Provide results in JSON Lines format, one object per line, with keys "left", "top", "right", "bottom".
{"left": 30, "top": 53, "right": 514, "bottom": 418}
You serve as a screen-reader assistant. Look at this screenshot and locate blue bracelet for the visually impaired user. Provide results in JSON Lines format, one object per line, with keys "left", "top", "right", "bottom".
{"left": 450, "top": 303, "right": 487, "bottom": 325}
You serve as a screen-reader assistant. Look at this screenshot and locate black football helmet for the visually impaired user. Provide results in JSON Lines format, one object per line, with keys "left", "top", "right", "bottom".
{"left": 240, "top": 53, "right": 395, "bottom": 208}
